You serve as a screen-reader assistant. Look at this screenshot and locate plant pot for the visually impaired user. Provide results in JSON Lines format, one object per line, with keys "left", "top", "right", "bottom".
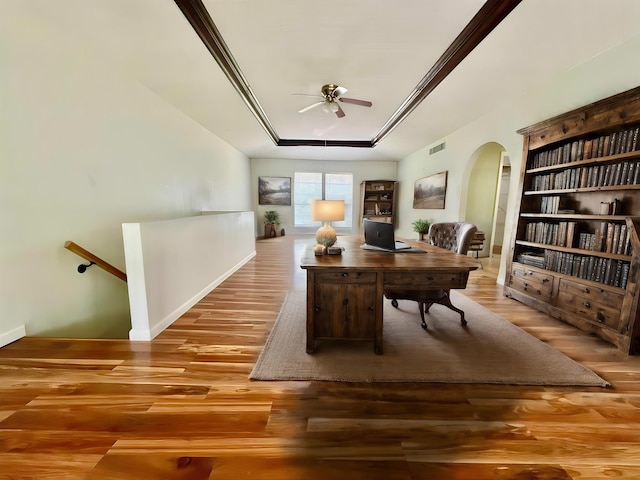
{"left": 264, "top": 224, "right": 280, "bottom": 238}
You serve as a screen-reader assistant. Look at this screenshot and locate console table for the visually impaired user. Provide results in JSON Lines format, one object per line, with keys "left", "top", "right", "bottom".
{"left": 300, "top": 236, "right": 480, "bottom": 354}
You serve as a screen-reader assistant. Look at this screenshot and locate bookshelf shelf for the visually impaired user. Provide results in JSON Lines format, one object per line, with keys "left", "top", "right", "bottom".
{"left": 511, "top": 262, "right": 626, "bottom": 294}
{"left": 506, "top": 86, "right": 640, "bottom": 354}
{"left": 520, "top": 213, "right": 636, "bottom": 221}
{"left": 515, "top": 240, "right": 631, "bottom": 261}
{"left": 525, "top": 185, "right": 640, "bottom": 195}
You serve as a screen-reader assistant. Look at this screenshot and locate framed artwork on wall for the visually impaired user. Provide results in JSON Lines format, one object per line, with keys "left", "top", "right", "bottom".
{"left": 258, "top": 176, "right": 291, "bottom": 205}
{"left": 413, "top": 171, "right": 447, "bottom": 209}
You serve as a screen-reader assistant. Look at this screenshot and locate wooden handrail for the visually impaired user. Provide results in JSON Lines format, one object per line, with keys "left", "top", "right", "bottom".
{"left": 64, "top": 241, "right": 127, "bottom": 282}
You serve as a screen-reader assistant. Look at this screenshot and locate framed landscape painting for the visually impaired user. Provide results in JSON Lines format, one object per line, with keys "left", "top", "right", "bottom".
{"left": 258, "top": 176, "right": 291, "bottom": 205}
{"left": 413, "top": 171, "right": 447, "bottom": 209}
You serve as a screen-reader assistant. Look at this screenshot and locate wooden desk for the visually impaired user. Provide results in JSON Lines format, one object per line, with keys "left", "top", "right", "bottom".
{"left": 300, "top": 236, "right": 480, "bottom": 354}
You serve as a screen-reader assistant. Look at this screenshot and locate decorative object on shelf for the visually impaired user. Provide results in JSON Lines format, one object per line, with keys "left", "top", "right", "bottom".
{"left": 313, "top": 244, "right": 326, "bottom": 256}
{"left": 311, "top": 199, "right": 345, "bottom": 247}
{"left": 263, "top": 210, "right": 281, "bottom": 238}
{"left": 413, "top": 171, "right": 448, "bottom": 209}
{"left": 327, "top": 246, "right": 343, "bottom": 255}
{"left": 412, "top": 219, "right": 431, "bottom": 240}
{"left": 506, "top": 86, "right": 640, "bottom": 354}
{"left": 258, "top": 176, "right": 291, "bottom": 205}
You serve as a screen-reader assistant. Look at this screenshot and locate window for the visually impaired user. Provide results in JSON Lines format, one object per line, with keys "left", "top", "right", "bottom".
{"left": 294, "top": 172, "right": 353, "bottom": 228}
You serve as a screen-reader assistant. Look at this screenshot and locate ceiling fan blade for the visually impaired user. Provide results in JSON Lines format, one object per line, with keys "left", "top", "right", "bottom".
{"left": 333, "top": 86, "right": 348, "bottom": 98}
{"left": 339, "top": 97, "right": 373, "bottom": 107}
{"left": 298, "top": 101, "right": 325, "bottom": 113}
{"left": 335, "top": 102, "right": 346, "bottom": 118}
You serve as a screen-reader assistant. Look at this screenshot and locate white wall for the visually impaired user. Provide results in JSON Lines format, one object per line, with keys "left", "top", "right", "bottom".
{"left": 250, "top": 158, "right": 397, "bottom": 235}
{"left": 123, "top": 212, "right": 256, "bottom": 341}
{"left": 397, "top": 32, "right": 640, "bottom": 285}
{"left": 0, "top": 12, "right": 251, "bottom": 343}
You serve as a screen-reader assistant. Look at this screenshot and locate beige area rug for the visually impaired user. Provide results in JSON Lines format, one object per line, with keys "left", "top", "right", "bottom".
{"left": 250, "top": 290, "right": 609, "bottom": 387}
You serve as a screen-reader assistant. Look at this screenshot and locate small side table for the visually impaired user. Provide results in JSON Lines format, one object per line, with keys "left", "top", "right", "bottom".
{"left": 468, "top": 231, "right": 485, "bottom": 258}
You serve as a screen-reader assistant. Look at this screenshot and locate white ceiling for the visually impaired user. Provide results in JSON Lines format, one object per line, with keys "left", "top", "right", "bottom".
{"left": 8, "top": 0, "right": 640, "bottom": 161}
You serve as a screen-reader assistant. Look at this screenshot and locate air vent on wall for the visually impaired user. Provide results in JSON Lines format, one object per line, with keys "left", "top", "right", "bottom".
{"left": 429, "top": 142, "right": 446, "bottom": 155}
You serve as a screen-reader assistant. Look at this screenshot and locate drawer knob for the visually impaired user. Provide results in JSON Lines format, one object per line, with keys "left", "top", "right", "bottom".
{"left": 583, "top": 300, "right": 591, "bottom": 308}
{"left": 542, "top": 278, "right": 549, "bottom": 283}
{"left": 342, "top": 272, "right": 349, "bottom": 277}
{"left": 583, "top": 288, "right": 590, "bottom": 294}
{"left": 597, "top": 311, "right": 605, "bottom": 322}
{"left": 368, "top": 306, "right": 374, "bottom": 311}
{"left": 315, "top": 305, "right": 320, "bottom": 312}
{"left": 343, "top": 298, "right": 349, "bottom": 306}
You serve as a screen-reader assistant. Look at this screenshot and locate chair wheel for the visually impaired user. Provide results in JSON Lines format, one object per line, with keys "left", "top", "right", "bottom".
{"left": 461, "top": 317, "right": 467, "bottom": 326}
{"left": 391, "top": 299, "right": 398, "bottom": 308}
{"left": 421, "top": 321, "right": 428, "bottom": 330}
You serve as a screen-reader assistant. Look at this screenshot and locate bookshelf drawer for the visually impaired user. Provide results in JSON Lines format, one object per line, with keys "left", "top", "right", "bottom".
{"left": 511, "top": 265, "right": 554, "bottom": 289}
{"left": 508, "top": 274, "right": 553, "bottom": 302}
{"left": 558, "top": 279, "right": 624, "bottom": 310}
{"left": 557, "top": 290, "right": 621, "bottom": 330}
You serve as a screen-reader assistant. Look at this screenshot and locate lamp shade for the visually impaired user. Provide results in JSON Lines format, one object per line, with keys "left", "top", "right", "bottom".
{"left": 311, "top": 199, "right": 345, "bottom": 222}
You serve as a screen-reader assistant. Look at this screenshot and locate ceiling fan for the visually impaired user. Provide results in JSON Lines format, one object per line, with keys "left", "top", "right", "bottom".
{"left": 297, "top": 84, "right": 373, "bottom": 118}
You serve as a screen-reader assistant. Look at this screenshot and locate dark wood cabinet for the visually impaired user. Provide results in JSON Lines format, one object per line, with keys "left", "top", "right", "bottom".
{"left": 308, "top": 271, "right": 379, "bottom": 352}
{"left": 506, "top": 86, "right": 640, "bottom": 354}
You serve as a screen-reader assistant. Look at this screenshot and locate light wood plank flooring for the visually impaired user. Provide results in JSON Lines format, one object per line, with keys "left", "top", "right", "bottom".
{"left": 1, "top": 235, "right": 639, "bottom": 479}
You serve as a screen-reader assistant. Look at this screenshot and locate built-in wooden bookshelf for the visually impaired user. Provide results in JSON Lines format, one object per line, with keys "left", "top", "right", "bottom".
{"left": 360, "top": 180, "right": 397, "bottom": 226}
{"left": 505, "top": 86, "right": 640, "bottom": 354}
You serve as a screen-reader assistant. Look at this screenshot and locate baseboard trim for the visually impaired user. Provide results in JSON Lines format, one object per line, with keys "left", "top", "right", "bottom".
{"left": 129, "top": 251, "right": 256, "bottom": 341}
{"left": 0, "top": 325, "right": 27, "bottom": 348}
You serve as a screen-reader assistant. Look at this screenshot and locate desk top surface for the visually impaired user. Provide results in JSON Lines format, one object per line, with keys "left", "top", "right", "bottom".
{"left": 300, "top": 235, "right": 480, "bottom": 272}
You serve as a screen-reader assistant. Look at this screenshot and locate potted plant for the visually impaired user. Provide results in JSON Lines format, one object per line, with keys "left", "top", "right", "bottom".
{"left": 263, "top": 210, "right": 281, "bottom": 238}
{"left": 412, "top": 219, "right": 431, "bottom": 241}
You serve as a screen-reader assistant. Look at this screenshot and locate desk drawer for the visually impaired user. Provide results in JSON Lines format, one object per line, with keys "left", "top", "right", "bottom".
{"left": 315, "top": 271, "right": 377, "bottom": 284}
{"left": 384, "top": 272, "right": 468, "bottom": 289}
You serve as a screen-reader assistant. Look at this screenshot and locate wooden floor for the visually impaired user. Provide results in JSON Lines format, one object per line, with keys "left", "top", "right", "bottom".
{"left": 1, "top": 235, "right": 640, "bottom": 479}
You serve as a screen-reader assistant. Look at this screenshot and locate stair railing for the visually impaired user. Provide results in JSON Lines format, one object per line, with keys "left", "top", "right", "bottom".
{"left": 64, "top": 241, "right": 127, "bottom": 282}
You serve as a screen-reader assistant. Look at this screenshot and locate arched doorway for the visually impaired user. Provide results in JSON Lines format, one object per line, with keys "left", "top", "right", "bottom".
{"left": 490, "top": 152, "right": 511, "bottom": 258}
{"left": 464, "top": 142, "right": 510, "bottom": 260}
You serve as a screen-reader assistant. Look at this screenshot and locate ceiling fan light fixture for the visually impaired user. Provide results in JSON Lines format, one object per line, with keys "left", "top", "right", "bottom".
{"left": 299, "top": 84, "right": 371, "bottom": 118}
{"left": 321, "top": 100, "right": 339, "bottom": 114}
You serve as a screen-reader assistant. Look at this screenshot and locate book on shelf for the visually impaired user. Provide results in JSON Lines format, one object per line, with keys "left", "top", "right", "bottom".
{"left": 566, "top": 221, "right": 576, "bottom": 248}
{"left": 517, "top": 252, "right": 545, "bottom": 268}
{"left": 583, "top": 139, "right": 593, "bottom": 160}
{"left": 604, "top": 222, "right": 615, "bottom": 253}
{"left": 601, "top": 135, "right": 611, "bottom": 157}
{"left": 611, "top": 224, "right": 621, "bottom": 254}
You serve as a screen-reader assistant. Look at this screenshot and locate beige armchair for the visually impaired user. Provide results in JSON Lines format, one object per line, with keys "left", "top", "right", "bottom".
{"left": 385, "top": 222, "right": 477, "bottom": 329}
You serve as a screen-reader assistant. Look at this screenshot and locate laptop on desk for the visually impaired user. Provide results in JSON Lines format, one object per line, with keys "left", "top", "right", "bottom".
{"left": 361, "top": 218, "right": 419, "bottom": 252}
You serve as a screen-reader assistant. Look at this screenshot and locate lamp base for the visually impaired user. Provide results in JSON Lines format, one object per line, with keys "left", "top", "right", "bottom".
{"left": 315, "top": 224, "right": 337, "bottom": 247}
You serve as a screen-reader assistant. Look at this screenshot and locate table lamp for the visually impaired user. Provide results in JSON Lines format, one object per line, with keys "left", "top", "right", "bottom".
{"left": 311, "top": 199, "right": 345, "bottom": 247}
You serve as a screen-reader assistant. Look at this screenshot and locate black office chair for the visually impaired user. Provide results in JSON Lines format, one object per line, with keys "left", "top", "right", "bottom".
{"left": 385, "top": 222, "right": 477, "bottom": 329}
